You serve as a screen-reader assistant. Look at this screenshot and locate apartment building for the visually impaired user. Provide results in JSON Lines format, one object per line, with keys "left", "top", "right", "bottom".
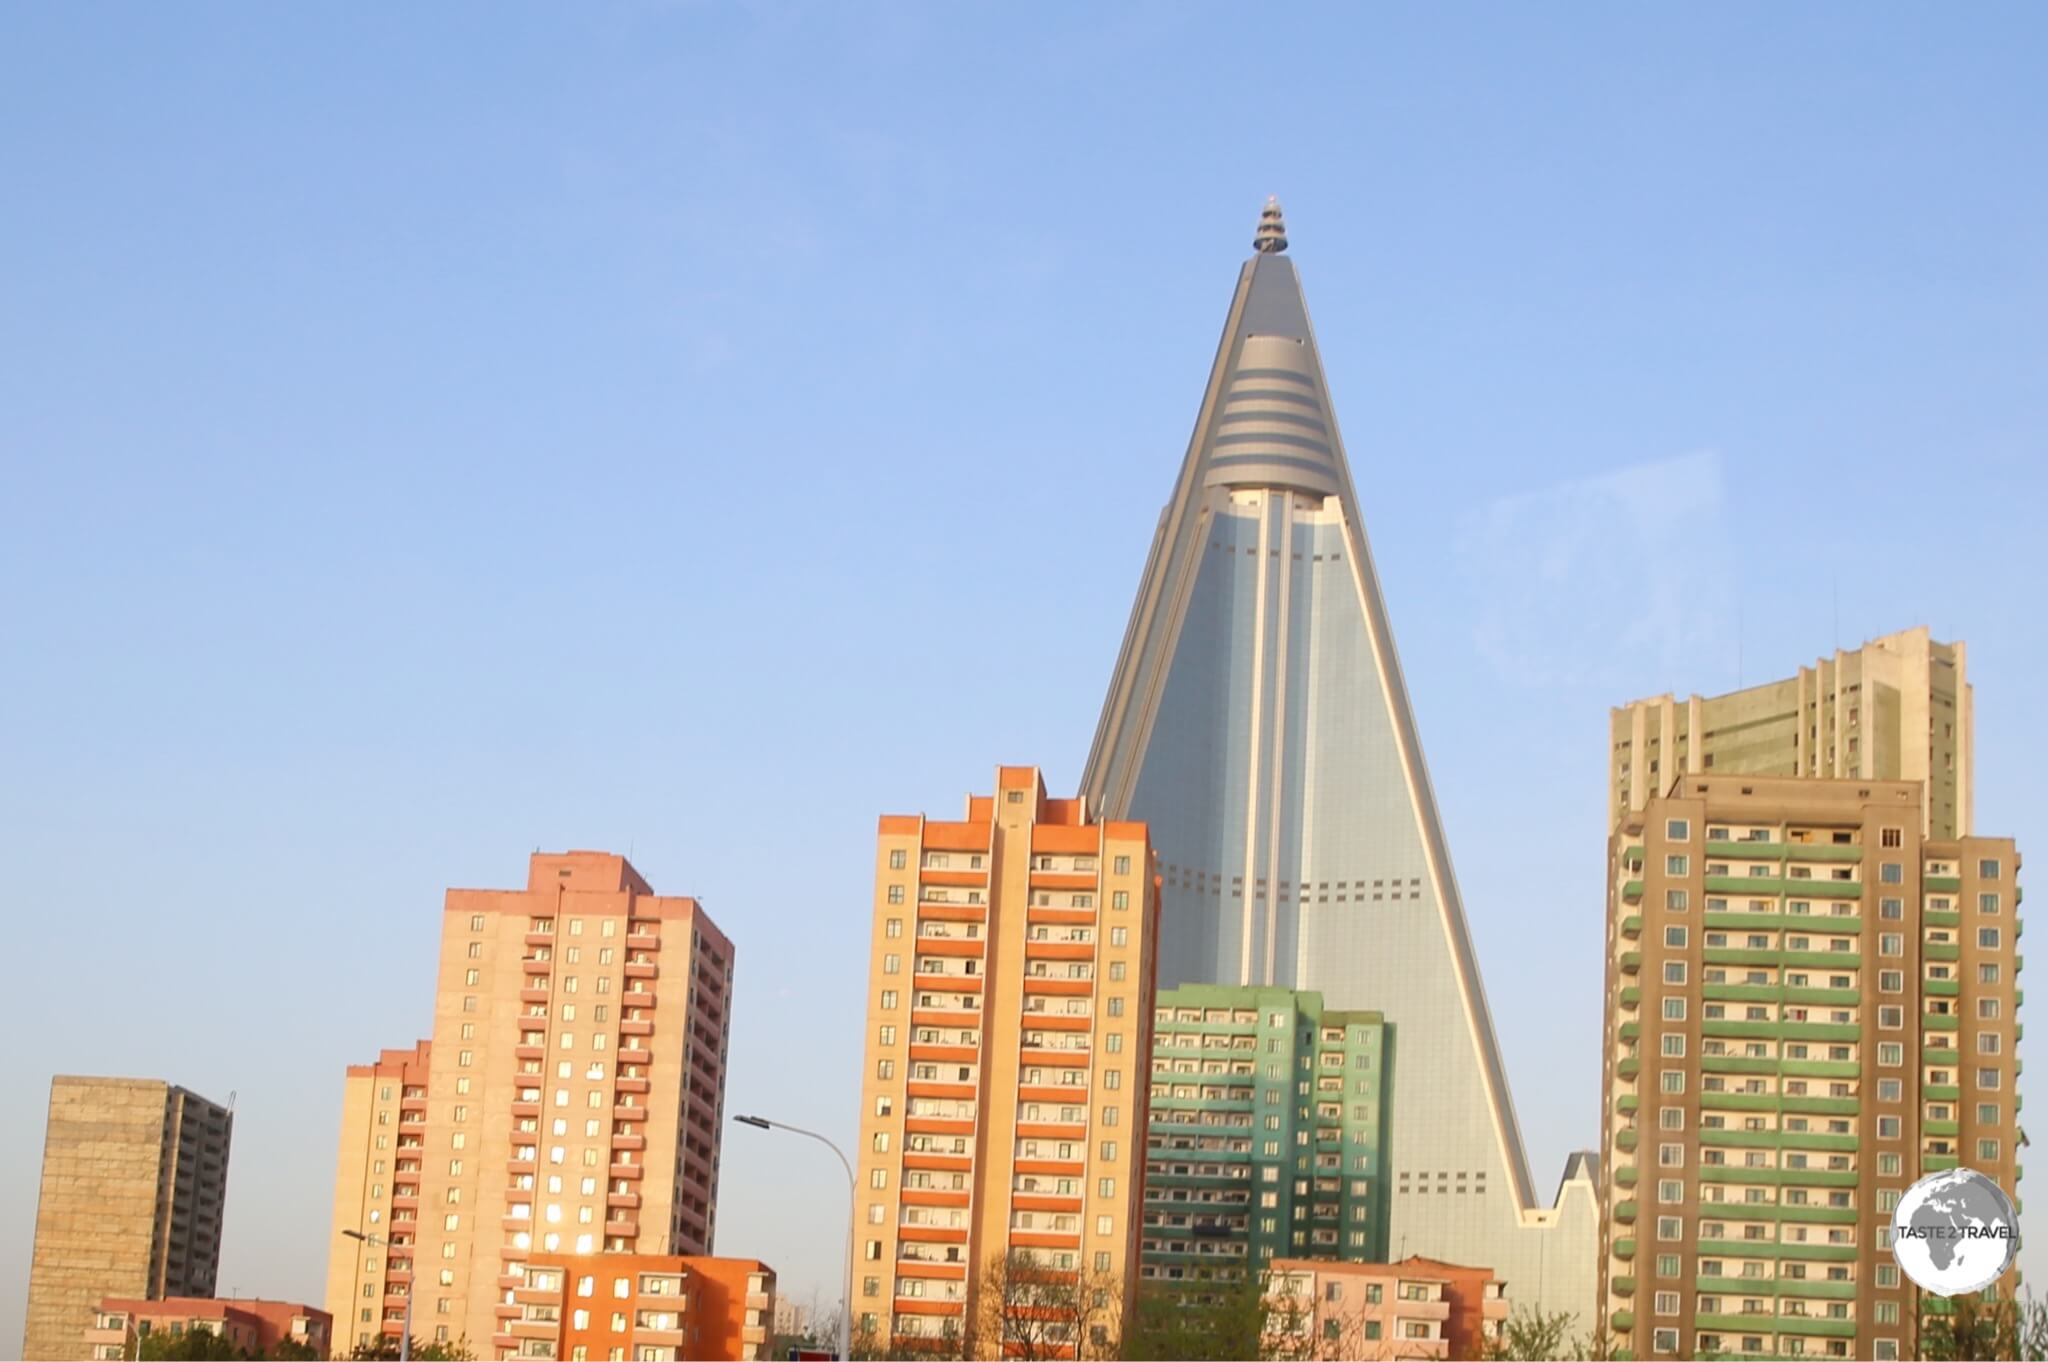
{"left": 23, "top": 1077, "right": 233, "bottom": 1360}
{"left": 324, "top": 851, "right": 735, "bottom": 1359}
{"left": 1262, "top": 1257, "right": 1506, "bottom": 1360}
{"left": 1143, "top": 985, "right": 1389, "bottom": 1285}
{"left": 1599, "top": 774, "right": 2022, "bottom": 1359}
{"left": 852, "top": 766, "right": 1160, "bottom": 1359}
{"left": 1612, "top": 627, "right": 1972, "bottom": 838}
{"left": 504, "top": 1253, "right": 774, "bottom": 1361}
{"left": 84, "top": 1298, "right": 329, "bottom": 1360}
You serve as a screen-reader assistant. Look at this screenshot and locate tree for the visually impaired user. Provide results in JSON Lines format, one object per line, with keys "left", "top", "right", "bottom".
{"left": 968, "top": 1248, "right": 1122, "bottom": 1361}
{"left": 136, "top": 1329, "right": 243, "bottom": 1361}
{"left": 1482, "top": 1306, "right": 1613, "bottom": 1362}
{"left": 261, "top": 1341, "right": 321, "bottom": 1361}
{"left": 345, "top": 1337, "right": 475, "bottom": 1361}
{"left": 1914, "top": 1289, "right": 2048, "bottom": 1361}
{"left": 1121, "top": 1274, "right": 1272, "bottom": 1362}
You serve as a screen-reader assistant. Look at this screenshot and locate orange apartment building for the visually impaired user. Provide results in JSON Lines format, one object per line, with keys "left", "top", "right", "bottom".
{"left": 506, "top": 1252, "right": 775, "bottom": 1360}
{"left": 1263, "top": 1257, "right": 1508, "bottom": 1360}
{"left": 324, "top": 852, "right": 735, "bottom": 1360}
{"left": 84, "top": 1297, "right": 330, "bottom": 1360}
{"left": 853, "top": 766, "right": 1160, "bottom": 1359}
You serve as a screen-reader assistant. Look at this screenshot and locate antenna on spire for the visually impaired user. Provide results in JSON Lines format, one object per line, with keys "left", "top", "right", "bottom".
{"left": 1253, "top": 196, "right": 1288, "bottom": 254}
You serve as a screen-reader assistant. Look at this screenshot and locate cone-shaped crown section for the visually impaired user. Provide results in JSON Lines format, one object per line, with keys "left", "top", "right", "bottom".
{"left": 1253, "top": 195, "right": 1288, "bottom": 253}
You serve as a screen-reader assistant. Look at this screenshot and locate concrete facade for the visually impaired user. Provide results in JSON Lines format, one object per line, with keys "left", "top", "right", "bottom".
{"left": 23, "top": 1076, "right": 232, "bottom": 1361}
{"left": 853, "top": 767, "right": 1160, "bottom": 1359}
{"left": 1080, "top": 203, "right": 1597, "bottom": 1322}
{"left": 1599, "top": 774, "right": 2022, "bottom": 1360}
{"left": 1612, "top": 627, "right": 1973, "bottom": 839}
{"left": 324, "top": 851, "right": 735, "bottom": 1360}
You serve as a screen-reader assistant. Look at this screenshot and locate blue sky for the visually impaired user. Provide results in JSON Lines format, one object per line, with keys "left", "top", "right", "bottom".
{"left": 4, "top": 1, "right": 2046, "bottom": 1341}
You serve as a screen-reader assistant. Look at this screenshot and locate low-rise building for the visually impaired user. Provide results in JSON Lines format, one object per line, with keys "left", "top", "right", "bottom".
{"left": 1263, "top": 1257, "right": 1506, "bottom": 1360}
{"left": 84, "top": 1298, "right": 330, "bottom": 1361}
{"left": 507, "top": 1253, "right": 775, "bottom": 1361}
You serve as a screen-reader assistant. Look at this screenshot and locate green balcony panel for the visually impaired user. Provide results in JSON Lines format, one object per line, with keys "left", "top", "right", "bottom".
{"left": 1925, "top": 942, "right": 1961, "bottom": 962}
{"left": 1612, "top": 1238, "right": 1636, "bottom": 1259}
{"left": 1781, "top": 1095, "right": 1861, "bottom": 1116}
{"left": 1613, "top": 1201, "right": 1637, "bottom": 1223}
{"left": 1620, "top": 950, "right": 1641, "bottom": 973}
{"left": 1701, "top": 1055, "right": 1784, "bottom": 1076}
{"left": 1698, "top": 1092, "right": 1781, "bottom": 1112}
{"left": 1621, "top": 915, "right": 1643, "bottom": 937}
{"left": 1924, "top": 1155, "right": 1961, "bottom": 1171}
{"left": 1925, "top": 910, "right": 1962, "bottom": 928}
{"left": 1610, "top": 1311, "right": 1634, "bottom": 1332}
{"left": 1779, "top": 1060, "right": 1861, "bottom": 1078}
{"left": 1614, "top": 1166, "right": 1638, "bottom": 1187}
{"left": 1702, "top": 984, "right": 1785, "bottom": 1004}
{"left": 1704, "top": 876, "right": 1784, "bottom": 896}
{"left": 1617, "top": 1058, "right": 1640, "bottom": 1079}
{"left": 1926, "top": 876, "right": 1964, "bottom": 893}
{"left": 1619, "top": 1021, "right": 1640, "bottom": 1041}
{"left": 1616, "top": 1095, "right": 1640, "bottom": 1115}
{"left": 1694, "top": 1240, "right": 1859, "bottom": 1261}
{"left": 1621, "top": 848, "right": 1645, "bottom": 868}
{"left": 1620, "top": 986, "right": 1641, "bottom": 1006}
{"left": 1785, "top": 844, "right": 1864, "bottom": 862}
{"left": 1609, "top": 1275, "right": 1635, "bottom": 1296}
{"left": 1925, "top": 1084, "right": 1961, "bottom": 1101}
{"left": 1925, "top": 1120, "right": 1960, "bottom": 1136}
{"left": 1791, "top": 880, "right": 1864, "bottom": 899}
{"left": 1616, "top": 1130, "right": 1638, "bottom": 1152}
{"left": 1923, "top": 1013, "right": 1961, "bottom": 1030}
{"left": 1925, "top": 978, "right": 1961, "bottom": 996}
{"left": 1623, "top": 880, "right": 1644, "bottom": 901}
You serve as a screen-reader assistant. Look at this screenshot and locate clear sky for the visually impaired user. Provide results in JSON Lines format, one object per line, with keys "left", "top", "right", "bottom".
{"left": 4, "top": 1, "right": 2046, "bottom": 1343}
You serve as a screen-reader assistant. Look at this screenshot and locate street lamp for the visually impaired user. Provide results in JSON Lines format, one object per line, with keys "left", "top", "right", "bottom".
{"left": 735, "top": 1114, "right": 855, "bottom": 1360}
{"left": 343, "top": 1229, "right": 411, "bottom": 1362}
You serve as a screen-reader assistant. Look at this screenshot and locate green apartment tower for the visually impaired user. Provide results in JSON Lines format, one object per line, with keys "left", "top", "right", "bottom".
{"left": 1143, "top": 986, "right": 1391, "bottom": 1288}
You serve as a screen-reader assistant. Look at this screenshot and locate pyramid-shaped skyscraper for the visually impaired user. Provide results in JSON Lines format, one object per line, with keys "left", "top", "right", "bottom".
{"left": 1084, "top": 201, "right": 1596, "bottom": 1317}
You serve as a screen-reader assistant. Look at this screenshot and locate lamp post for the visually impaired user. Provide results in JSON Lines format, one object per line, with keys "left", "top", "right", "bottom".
{"left": 343, "top": 1229, "right": 411, "bottom": 1362}
{"left": 735, "top": 1114, "right": 855, "bottom": 1360}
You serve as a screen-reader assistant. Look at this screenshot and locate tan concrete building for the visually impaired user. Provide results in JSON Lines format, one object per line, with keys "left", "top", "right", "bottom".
{"left": 324, "top": 851, "right": 735, "bottom": 1360}
{"left": 1599, "top": 774, "right": 2021, "bottom": 1360}
{"left": 853, "top": 766, "right": 1160, "bottom": 1359}
{"left": 22, "top": 1076, "right": 233, "bottom": 1360}
{"left": 1611, "top": 627, "right": 1972, "bottom": 838}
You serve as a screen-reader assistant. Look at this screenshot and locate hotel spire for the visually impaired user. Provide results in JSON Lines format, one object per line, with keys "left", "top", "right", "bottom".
{"left": 1080, "top": 205, "right": 1598, "bottom": 1319}
{"left": 1253, "top": 195, "right": 1289, "bottom": 254}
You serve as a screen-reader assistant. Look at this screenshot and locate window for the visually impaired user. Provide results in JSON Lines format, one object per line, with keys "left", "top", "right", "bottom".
{"left": 1980, "top": 859, "right": 2002, "bottom": 880}
{"left": 1662, "top": 998, "right": 1686, "bottom": 1021}
{"left": 1881, "top": 827, "right": 1903, "bottom": 848}
{"left": 886, "top": 885, "right": 903, "bottom": 904}
{"left": 1112, "top": 891, "right": 1129, "bottom": 911}
{"left": 1880, "top": 862, "right": 1904, "bottom": 884}
{"left": 1664, "top": 926, "right": 1688, "bottom": 948}
{"left": 1666, "top": 855, "right": 1688, "bottom": 875}
{"left": 1979, "top": 928, "right": 2002, "bottom": 949}
{"left": 1666, "top": 889, "right": 1688, "bottom": 911}
{"left": 1652, "top": 1327, "right": 1679, "bottom": 1354}
{"left": 1666, "top": 819, "right": 1690, "bottom": 841}
{"left": 1663, "top": 961, "right": 1687, "bottom": 985}
{"left": 888, "top": 850, "right": 906, "bottom": 869}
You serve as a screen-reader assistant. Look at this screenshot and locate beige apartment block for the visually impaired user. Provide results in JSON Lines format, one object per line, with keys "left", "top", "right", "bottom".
{"left": 1612, "top": 627, "right": 1972, "bottom": 838}
{"left": 23, "top": 1076, "right": 233, "bottom": 1361}
{"left": 324, "top": 851, "right": 735, "bottom": 1361}
{"left": 853, "top": 766, "right": 1160, "bottom": 1360}
{"left": 1599, "top": 774, "right": 2021, "bottom": 1360}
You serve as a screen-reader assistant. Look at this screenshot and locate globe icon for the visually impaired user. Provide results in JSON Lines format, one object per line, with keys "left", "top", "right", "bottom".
{"left": 1890, "top": 1167, "right": 2021, "bottom": 1296}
